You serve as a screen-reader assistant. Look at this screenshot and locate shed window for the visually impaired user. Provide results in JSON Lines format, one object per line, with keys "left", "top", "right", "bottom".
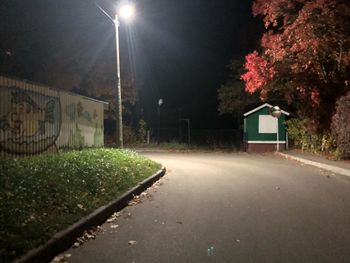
{"left": 258, "top": 115, "right": 277, "bottom": 133}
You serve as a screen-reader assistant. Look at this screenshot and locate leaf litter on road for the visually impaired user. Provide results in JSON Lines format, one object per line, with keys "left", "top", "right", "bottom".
{"left": 51, "top": 253, "right": 71, "bottom": 263}
{"left": 71, "top": 226, "right": 103, "bottom": 248}
{"left": 106, "top": 212, "right": 121, "bottom": 223}
{"left": 70, "top": 175, "right": 166, "bottom": 253}
{"left": 128, "top": 195, "right": 141, "bottom": 206}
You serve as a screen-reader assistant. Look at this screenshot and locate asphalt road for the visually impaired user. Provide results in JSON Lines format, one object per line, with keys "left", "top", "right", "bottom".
{"left": 65, "top": 152, "right": 350, "bottom": 263}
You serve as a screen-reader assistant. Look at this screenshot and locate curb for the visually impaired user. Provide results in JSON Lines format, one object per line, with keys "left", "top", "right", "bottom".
{"left": 14, "top": 168, "right": 166, "bottom": 263}
{"left": 276, "top": 152, "right": 350, "bottom": 177}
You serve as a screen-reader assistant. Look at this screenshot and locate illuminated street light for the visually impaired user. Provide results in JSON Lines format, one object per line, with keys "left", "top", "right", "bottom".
{"left": 114, "top": 3, "right": 135, "bottom": 148}
{"left": 119, "top": 4, "right": 135, "bottom": 21}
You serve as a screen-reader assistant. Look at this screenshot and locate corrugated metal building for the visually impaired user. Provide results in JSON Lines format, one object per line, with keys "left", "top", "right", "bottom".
{"left": 0, "top": 75, "right": 108, "bottom": 157}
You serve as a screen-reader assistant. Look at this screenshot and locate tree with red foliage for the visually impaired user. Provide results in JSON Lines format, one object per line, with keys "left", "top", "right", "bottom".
{"left": 241, "top": 0, "right": 350, "bottom": 132}
{"left": 241, "top": 51, "right": 276, "bottom": 100}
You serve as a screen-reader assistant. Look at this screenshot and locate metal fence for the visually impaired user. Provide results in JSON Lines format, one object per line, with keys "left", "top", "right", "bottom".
{"left": 0, "top": 75, "right": 108, "bottom": 157}
{"left": 155, "top": 127, "right": 243, "bottom": 149}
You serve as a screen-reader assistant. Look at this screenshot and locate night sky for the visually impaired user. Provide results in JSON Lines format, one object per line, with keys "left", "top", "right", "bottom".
{"left": 0, "top": 0, "right": 262, "bottom": 133}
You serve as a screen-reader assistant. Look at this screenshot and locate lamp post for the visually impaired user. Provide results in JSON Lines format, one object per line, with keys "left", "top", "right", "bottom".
{"left": 270, "top": 106, "right": 282, "bottom": 152}
{"left": 95, "top": 3, "right": 135, "bottom": 148}
{"left": 157, "top": 98, "right": 163, "bottom": 144}
{"left": 114, "top": 4, "right": 135, "bottom": 148}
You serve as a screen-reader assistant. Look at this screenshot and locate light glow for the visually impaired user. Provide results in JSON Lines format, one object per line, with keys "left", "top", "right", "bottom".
{"left": 119, "top": 4, "right": 135, "bottom": 21}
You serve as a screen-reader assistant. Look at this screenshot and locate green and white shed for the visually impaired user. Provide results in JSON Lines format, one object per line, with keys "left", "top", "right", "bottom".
{"left": 243, "top": 103, "right": 290, "bottom": 153}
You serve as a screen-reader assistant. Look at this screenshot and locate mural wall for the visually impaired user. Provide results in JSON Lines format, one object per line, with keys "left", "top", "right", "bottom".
{"left": 0, "top": 75, "right": 107, "bottom": 156}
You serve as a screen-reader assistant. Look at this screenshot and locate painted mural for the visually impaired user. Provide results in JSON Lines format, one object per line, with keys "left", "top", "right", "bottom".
{"left": 68, "top": 123, "right": 85, "bottom": 149}
{"left": 94, "top": 123, "right": 104, "bottom": 146}
{"left": 0, "top": 76, "right": 107, "bottom": 156}
{"left": 0, "top": 87, "right": 61, "bottom": 154}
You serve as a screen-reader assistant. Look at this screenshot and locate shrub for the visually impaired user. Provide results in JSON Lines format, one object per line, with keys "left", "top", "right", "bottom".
{"left": 286, "top": 118, "right": 333, "bottom": 153}
{"left": 331, "top": 91, "right": 350, "bottom": 159}
{"left": 285, "top": 118, "right": 308, "bottom": 149}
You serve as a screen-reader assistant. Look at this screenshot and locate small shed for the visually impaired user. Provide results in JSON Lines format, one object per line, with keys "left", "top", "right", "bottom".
{"left": 243, "top": 103, "right": 290, "bottom": 153}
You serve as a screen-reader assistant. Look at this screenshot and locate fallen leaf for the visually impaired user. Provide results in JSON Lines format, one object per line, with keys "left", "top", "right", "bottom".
{"left": 72, "top": 242, "right": 80, "bottom": 248}
{"left": 51, "top": 254, "right": 66, "bottom": 263}
{"left": 84, "top": 233, "right": 95, "bottom": 240}
{"left": 106, "top": 212, "right": 121, "bottom": 223}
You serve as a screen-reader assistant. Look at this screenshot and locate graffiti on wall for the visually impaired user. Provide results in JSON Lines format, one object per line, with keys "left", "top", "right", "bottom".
{"left": 0, "top": 87, "right": 61, "bottom": 154}
{"left": 68, "top": 123, "right": 85, "bottom": 148}
{"left": 77, "top": 101, "right": 93, "bottom": 122}
{"left": 0, "top": 79, "right": 106, "bottom": 156}
{"left": 66, "top": 103, "right": 76, "bottom": 121}
{"left": 65, "top": 101, "right": 103, "bottom": 148}
{"left": 94, "top": 123, "right": 104, "bottom": 146}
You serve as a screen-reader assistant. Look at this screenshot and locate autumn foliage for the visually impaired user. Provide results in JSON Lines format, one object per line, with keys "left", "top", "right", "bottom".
{"left": 241, "top": 0, "right": 350, "bottom": 132}
{"left": 241, "top": 51, "right": 276, "bottom": 99}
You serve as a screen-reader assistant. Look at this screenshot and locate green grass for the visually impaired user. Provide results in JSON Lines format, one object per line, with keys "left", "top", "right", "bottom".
{"left": 0, "top": 148, "right": 161, "bottom": 262}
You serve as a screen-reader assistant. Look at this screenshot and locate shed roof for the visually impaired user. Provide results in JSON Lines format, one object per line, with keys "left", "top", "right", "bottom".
{"left": 243, "top": 103, "right": 290, "bottom": 117}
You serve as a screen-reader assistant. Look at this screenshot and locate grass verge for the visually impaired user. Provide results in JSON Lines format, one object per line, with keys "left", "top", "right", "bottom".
{"left": 0, "top": 148, "right": 161, "bottom": 262}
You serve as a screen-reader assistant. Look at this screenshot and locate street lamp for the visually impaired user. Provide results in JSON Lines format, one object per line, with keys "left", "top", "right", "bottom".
{"left": 157, "top": 98, "right": 163, "bottom": 144}
{"left": 114, "top": 3, "right": 135, "bottom": 148}
{"left": 270, "top": 105, "right": 282, "bottom": 152}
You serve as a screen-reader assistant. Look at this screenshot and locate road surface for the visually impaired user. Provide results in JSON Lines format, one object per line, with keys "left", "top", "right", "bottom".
{"left": 65, "top": 152, "right": 350, "bottom": 263}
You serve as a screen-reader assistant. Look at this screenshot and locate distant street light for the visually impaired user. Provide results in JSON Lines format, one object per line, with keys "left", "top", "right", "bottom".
{"left": 270, "top": 105, "right": 282, "bottom": 152}
{"left": 113, "top": 3, "right": 135, "bottom": 148}
{"left": 157, "top": 98, "right": 163, "bottom": 144}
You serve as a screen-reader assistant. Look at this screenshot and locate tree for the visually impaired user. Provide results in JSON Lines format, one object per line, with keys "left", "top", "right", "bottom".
{"left": 218, "top": 60, "right": 260, "bottom": 118}
{"left": 241, "top": 0, "right": 350, "bottom": 132}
